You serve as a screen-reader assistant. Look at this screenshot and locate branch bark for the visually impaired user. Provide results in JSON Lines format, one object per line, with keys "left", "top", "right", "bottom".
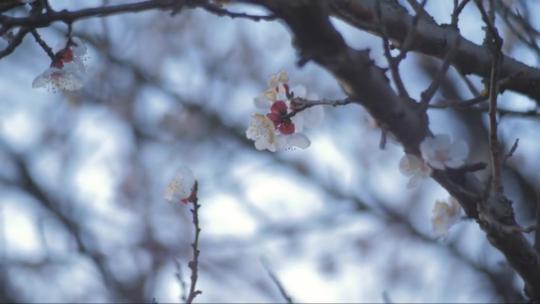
{"left": 329, "top": 0, "right": 540, "bottom": 104}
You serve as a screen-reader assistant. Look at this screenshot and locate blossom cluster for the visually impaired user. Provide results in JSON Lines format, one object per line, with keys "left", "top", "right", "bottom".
{"left": 32, "top": 38, "right": 87, "bottom": 92}
{"left": 398, "top": 134, "right": 468, "bottom": 237}
{"left": 399, "top": 134, "right": 469, "bottom": 188}
{"left": 246, "top": 71, "right": 323, "bottom": 152}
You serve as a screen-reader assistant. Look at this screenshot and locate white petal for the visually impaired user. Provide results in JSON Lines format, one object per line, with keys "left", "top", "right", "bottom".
{"left": 246, "top": 114, "right": 276, "bottom": 152}
{"left": 32, "top": 69, "right": 53, "bottom": 88}
{"left": 406, "top": 175, "right": 421, "bottom": 189}
{"left": 291, "top": 113, "right": 304, "bottom": 132}
{"left": 429, "top": 159, "right": 446, "bottom": 170}
{"left": 55, "top": 71, "right": 83, "bottom": 91}
{"left": 420, "top": 137, "right": 434, "bottom": 160}
{"left": 254, "top": 95, "right": 270, "bottom": 109}
{"left": 430, "top": 134, "right": 451, "bottom": 149}
{"left": 302, "top": 106, "right": 324, "bottom": 128}
{"left": 286, "top": 133, "right": 310, "bottom": 149}
{"left": 164, "top": 167, "right": 195, "bottom": 202}
{"left": 449, "top": 140, "right": 469, "bottom": 160}
{"left": 399, "top": 154, "right": 421, "bottom": 176}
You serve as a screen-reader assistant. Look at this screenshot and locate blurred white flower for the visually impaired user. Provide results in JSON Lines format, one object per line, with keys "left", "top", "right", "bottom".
{"left": 247, "top": 71, "right": 324, "bottom": 152}
{"left": 420, "top": 134, "right": 468, "bottom": 169}
{"left": 164, "top": 167, "right": 195, "bottom": 204}
{"left": 432, "top": 197, "right": 462, "bottom": 237}
{"left": 32, "top": 62, "right": 84, "bottom": 91}
{"left": 268, "top": 70, "right": 288, "bottom": 88}
{"left": 32, "top": 39, "right": 87, "bottom": 92}
{"left": 399, "top": 154, "right": 431, "bottom": 188}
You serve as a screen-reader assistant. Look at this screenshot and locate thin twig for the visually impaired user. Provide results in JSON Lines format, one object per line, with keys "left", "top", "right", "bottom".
{"left": 456, "top": 68, "right": 480, "bottom": 96}
{"left": 0, "top": 26, "right": 29, "bottom": 60}
{"left": 186, "top": 181, "right": 202, "bottom": 304}
{"left": 421, "top": 37, "right": 461, "bottom": 105}
{"left": 451, "top": 0, "right": 472, "bottom": 28}
{"left": 285, "top": 97, "right": 352, "bottom": 120}
{"left": 503, "top": 138, "right": 519, "bottom": 164}
{"left": 428, "top": 93, "right": 488, "bottom": 109}
{"left": 199, "top": 2, "right": 276, "bottom": 21}
{"left": 261, "top": 258, "right": 293, "bottom": 304}
{"left": 30, "top": 29, "right": 55, "bottom": 60}
{"left": 476, "top": 0, "right": 503, "bottom": 194}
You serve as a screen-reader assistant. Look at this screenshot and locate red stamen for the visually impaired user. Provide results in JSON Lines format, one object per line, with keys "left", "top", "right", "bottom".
{"left": 279, "top": 121, "right": 295, "bottom": 134}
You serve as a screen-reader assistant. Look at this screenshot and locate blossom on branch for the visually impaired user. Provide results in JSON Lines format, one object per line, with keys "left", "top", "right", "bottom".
{"left": 32, "top": 39, "right": 87, "bottom": 92}
{"left": 247, "top": 71, "right": 323, "bottom": 152}
{"left": 420, "top": 134, "right": 468, "bottom": 170}
{"left": 164, "top": 167, "right": 196, "bottom": 204}
{"left": 431, "top": 196, "right": 462, "bottom": 238}
{"left": 399, "top": 154, "right": 431, "bottom": 188}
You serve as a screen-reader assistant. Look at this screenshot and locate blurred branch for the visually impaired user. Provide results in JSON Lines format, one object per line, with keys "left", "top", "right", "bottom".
{"left": 0, "top": 0, "right": 275, "bottom": 60}
{"left": 261, "top": 259, "right": 294, "bottom": 304}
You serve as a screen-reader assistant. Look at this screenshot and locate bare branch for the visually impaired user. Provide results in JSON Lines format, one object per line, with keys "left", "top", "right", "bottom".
{"left": 186, "top": 181, "right": 202, "bottom": 304}
{"left": 261, "top": 259, "right": 294, "bottom": 304}
{"left": 475, "top": 0, "right": 504, "bottom": 194}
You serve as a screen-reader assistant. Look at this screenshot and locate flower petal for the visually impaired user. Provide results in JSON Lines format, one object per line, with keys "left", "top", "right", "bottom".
{"left": 302, "top": 106, "right": 324, "bottom": 128}
{"left": 164, "top": 167, "right": 195, "bottom": 203}
{"left": 286, "top": 133, "right": 310, "bottom": 149}
{"left": 449, "top": 140, "right": 469, "bottom": 160}
{"left": 430, "top": 134, "right": 451, "bottom": 149}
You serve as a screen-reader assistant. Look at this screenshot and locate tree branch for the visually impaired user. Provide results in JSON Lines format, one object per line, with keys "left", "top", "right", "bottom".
{"left": 329, "top": 0, "right": 540, "bottom": 104}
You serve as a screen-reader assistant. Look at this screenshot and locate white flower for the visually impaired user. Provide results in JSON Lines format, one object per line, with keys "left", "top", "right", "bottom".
{"left": 246, "top": 114, "right": 278, "bottom": 152}
{"left": 164, "top": 167, "right": 195, "bottom": 203}
{"left": 32, "top": 62, "right": 84, "bottom": 91}
{"left": 268, "top": 70, "right": 288, "bottom": 89}
{"left": 420, "top": 134, "right": 468, "bottom": 169}
{"left": 432, "top": 197, "right": 462, "bottom": 237}
{"left": 32, "top": 39, "right": 87, "bottom": 92}
{"left": 247, "top": 72, "right": 324, "bottom": 152}
{"left": 399, "top": 154, "right": 432, "bottom": 188}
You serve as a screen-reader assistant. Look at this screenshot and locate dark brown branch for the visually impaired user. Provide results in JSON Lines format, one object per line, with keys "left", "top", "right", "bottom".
{"left": 0, "top": 26, "right": 29, "bottom": 59}
{"left": 329, "top": 0, "right": 540, "bottom": 104}
{"left": 0, "top": 0, "right": 275, "bottom": 29}
{"left": 30, "top": 29, "right": 54, "bottom": 60}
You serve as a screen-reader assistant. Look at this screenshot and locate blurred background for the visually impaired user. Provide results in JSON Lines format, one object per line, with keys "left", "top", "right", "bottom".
{"left": 1, "top": 0, "right": 540, "bottom": 302}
